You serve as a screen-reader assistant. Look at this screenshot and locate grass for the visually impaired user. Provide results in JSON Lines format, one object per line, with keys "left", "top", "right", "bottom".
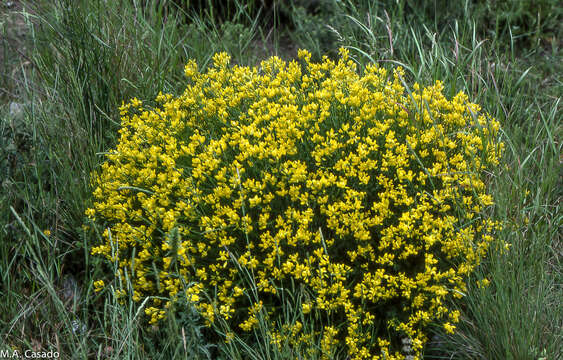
{"left": 1, "top": 0, "right": 560, "bottom": 358}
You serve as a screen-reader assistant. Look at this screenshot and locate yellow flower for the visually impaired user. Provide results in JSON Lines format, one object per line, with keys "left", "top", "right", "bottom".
{"left": 443, "top": 322, "right": 456, "bottom": 334}
{"left": 93, "top": 280, "right": 105, "bottom": 292}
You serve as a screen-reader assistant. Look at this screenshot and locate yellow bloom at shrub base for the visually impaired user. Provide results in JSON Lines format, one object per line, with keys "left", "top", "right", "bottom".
{"left": 87, "top": 48, "right": 503, "bottom": 359}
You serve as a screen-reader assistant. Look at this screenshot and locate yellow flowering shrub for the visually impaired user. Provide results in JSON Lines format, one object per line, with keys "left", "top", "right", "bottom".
{"left": 87, "top": 49, "right": 503, "bottom": 359}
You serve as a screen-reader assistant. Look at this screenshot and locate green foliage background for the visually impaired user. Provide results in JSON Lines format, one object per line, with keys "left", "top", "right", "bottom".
{"left": 0, "top": 0, "right": 560, "bottom": 358}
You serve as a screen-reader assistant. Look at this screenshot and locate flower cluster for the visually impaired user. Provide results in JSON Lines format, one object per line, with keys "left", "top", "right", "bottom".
{"left": 87, "top": 49, "right": 503, "bottom": 359}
